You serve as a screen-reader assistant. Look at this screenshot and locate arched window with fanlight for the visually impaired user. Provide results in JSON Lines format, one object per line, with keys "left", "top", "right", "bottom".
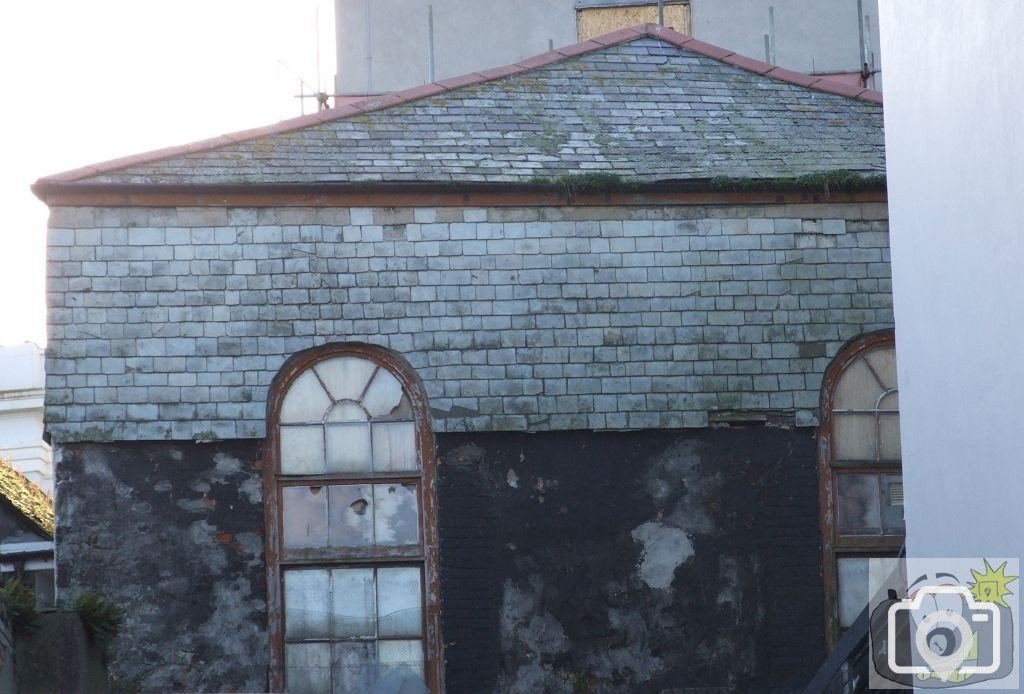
{"left": 818, "top": 330, "right": 904, "bottom": 648}
{"left": 264, "top": 343, "right": 442, "bottom": 693}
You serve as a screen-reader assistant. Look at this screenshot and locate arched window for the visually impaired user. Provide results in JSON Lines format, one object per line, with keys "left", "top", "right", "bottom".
{"left": 818, "top": 330, "right": 904, "bottom": 648}
{"left": 264, "top": 344, "right": 442, "bottom": 693}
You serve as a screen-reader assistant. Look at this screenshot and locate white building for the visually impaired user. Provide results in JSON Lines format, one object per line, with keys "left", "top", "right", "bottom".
{"left": 0, "top": 344, "right": 51, "bottom": 494}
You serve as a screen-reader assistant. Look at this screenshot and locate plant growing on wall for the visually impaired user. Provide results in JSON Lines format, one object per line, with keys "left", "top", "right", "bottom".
{"left": 0, "top": 579, "right": 38, "bottom": 631}
{"left": 74, "top": 592, "right": 124, "bottom": 649}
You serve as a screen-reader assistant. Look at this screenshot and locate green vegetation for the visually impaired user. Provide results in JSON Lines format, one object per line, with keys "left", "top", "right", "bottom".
{"left": 709, "top": 169, "right": 886, "bottom": 197}
{"left": 529, "top": 172, "right": 642, "bottom": 199}
{"left": 75, "top": 592, "right": 124, "bottom": 648}
{"left": 1, "top": 579, "right": 39, "bottom": 631}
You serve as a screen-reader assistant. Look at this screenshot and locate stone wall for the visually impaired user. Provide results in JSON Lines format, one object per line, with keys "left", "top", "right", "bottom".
{"left": 45, "top": 201, "right": 892, "bottom": 441}
{"left": 54, "top": 441, "right": 267, "bottom": 692}
{"left": 56, "top": 424, "right": 822, "bottom": 692}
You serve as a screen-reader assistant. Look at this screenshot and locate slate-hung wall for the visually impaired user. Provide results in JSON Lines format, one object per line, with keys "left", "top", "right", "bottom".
{"left": 44, "top": 201, "right": 891, "bottom": 442}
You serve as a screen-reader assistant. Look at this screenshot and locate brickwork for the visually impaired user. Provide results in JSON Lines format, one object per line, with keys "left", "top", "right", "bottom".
{"left": 45, "top": 201, "right": 892, "bottom": 442}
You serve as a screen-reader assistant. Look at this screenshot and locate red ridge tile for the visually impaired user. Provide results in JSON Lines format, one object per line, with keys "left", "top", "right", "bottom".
{"left": 676, "top": 38, "right": 735, "bottom": 61}
{"left": 475, "top": 64, "right": 525, "bottom": 81}
{"left": 722, "top": 53, "right": 774, "bottom": 75}
{"left": 588, "top": 25, "right": 644, "bottom": 46}
{"left": 516, "top": 50, "right": 568, "bottom": 70}
{"left": 808, "top": 78, "right": 869, "bottom": 99}
{"left": 556, "top": 40, "right": 605, "bottom": 58}
{"left": 436, "top": 72, "right": 487, "bottom": 90}
{"left": 764, "top": 67, "right": 820, "bottom": 87}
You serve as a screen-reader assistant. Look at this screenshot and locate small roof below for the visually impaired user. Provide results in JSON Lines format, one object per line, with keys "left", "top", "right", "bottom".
{"left": 37, "top": 24, "right": 883, "bottom": 191}
{"left": 0, "top": 459, "right": 54, "bottom": 540}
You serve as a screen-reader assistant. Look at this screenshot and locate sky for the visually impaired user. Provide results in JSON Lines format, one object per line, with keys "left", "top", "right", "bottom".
{"left": 0, "top": 0, "right": 336, "bottom": 347}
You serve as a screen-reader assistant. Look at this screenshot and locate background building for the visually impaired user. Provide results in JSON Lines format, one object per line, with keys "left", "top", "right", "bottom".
{"left": 334, "top": 0, "right": 881, "bottom": 99}
{"left": 0, "top": 344, "right": 52, "bottom": 495}
{"left": 881, "top": 3, "right": 1023, "bottom": 592}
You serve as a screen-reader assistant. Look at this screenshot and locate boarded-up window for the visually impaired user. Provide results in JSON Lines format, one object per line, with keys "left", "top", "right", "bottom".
{"left": 577, "top": 3, "right": 691, "bottom": 41}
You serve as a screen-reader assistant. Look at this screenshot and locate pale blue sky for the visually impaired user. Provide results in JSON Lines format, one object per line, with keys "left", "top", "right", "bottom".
{"left": 0, "top": 0, "right": 336, "bottom": 346}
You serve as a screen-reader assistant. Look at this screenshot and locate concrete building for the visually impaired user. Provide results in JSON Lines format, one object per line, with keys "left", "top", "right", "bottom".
{"left": 0, "top": 344, "right": 52, "bottom": 494}
{"left": 334, "top": 0, "right": 881, "bottom": 98}
{"left": 34, "top": 25, "right": 893, "bottom": 692}
{"left": 881, "top": 0, "right": 1023, "bottom": 657}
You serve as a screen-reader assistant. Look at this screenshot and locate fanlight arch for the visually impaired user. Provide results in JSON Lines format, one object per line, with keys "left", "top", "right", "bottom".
{"left": 264, "top": 343, "right": 442, "bottom": 693}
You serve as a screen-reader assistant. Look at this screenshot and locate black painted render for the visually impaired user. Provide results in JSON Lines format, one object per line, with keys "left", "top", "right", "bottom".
{"left": 55, "top": 427, "right": 822, "bottom": 693}
{"left": 437, "top": 428, "right": 824, "bottom": 693}
{"left": 55, "top": 441, "right": 268, "bottom": 692}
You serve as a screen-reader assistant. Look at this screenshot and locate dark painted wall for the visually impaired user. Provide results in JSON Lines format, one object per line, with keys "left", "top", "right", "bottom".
{"left": 437, "top": 428, "right": 824, "bottom": 693}
{"left": 55, "top": 427, "right": 823, "bottom": 693}
{"left": 55, "top": 441, "right": 267, "bottom": 693}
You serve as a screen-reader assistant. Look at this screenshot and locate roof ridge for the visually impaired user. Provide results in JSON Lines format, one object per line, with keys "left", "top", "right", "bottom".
{"left": 35, "top": 23, "right": 882, "bottom": 187}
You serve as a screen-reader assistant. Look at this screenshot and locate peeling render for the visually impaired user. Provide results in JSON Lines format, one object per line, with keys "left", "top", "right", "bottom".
{"left": 54, "top": 426, "right": 822, "bottom": 692}
{"left": 55, "top": 441, "right": 267, "bottom": 692}
{"left": 631, "top": 522, "right": 694, "bottom": 592}
{"left": 438, "top": 427, "right": 824, "bottom": 692}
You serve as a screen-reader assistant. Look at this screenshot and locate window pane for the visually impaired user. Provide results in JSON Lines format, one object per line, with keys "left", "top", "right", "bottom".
{"left": 834, "top": 357, "right": 883, "bottom": 410}
{"left": 286, "top": 642, "right": 331, "bottom": 693}
{"left": 315, "top": 356, "right": 377, "bottom": 402}
{"left": 281, "top": 370, "right": 333, "bottom": 424}
{"left": 332, "top": 642, "right": 376, "bottom": 693}
{"left": 372, "top": 421, "right": 418, "bottom": 472}
{"left": 833, "top": 413, "right": 878, "bottom": 461}
{"left": 285, "top": 570, "right": 330, "bottom": 640}
{"left": 864, "top": 347, "right": 898, "bottom": 391}
{"left": 331, "top": 568, "right": 376, "bottom": 638}
{"left": 882, "top": 474, "right": 906, "bottom": 535}
{"left": 837, "top": 557, "right": 869, "bottom": 629}
{"left": 375, "top": 394, "right": 414, "bottom": 422}
{"left": 283, "top": 486, "right": 328, "bottom": 548}
{"left": 326, "top": 401, "right": 367, "bottom": 423}
{"left": 837, "top": 474, "right": 882, "bottom": 535}
{"left": 362, "top": 368, "right": 405, "bottom": 418}
{"left": 378, "top": 640, "right": 425, "bottom": 681}
{"left": 281, "top": 425, "right": 326, "bottom": 475}
{"left": 377, "top": 568, "right": 423, "bottom": 637}
{"left": 878, "top": 390, "right": 899, "bottom": 412}
{"left": 326, "top": 422, "right": 372, "bottom": 473}
{"left": 327, "top": 485, "right": 374, "bottom": 548}
{"left": 374, "top": 484, "right": 420, "bottom": 547}
{"left": 879, "top": 413, "right": 902, "bottom": 461}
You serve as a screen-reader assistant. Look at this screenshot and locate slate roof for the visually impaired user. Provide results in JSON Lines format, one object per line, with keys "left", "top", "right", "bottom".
{"left": 39, "top": 24, "right": 884, "bottom": 189}
{"left": 0, "top": 459, "right": 54, "bottom": 539}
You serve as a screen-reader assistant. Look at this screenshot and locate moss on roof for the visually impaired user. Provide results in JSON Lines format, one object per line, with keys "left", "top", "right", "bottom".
{"left": 0, "top": 459, "right": 54, "bottom": 538}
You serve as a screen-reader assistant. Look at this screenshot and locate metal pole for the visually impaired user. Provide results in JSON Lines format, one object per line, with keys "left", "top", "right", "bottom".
{"left": 658, "top": 0, "right": 664, "bottom": 25}
{"left": 427, "top": 4, "right": 436, "bottom": 82}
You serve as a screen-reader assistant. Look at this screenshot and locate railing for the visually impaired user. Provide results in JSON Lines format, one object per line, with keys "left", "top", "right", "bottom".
{"left": 802, "top": 605, "right": 870, "bottom": 694}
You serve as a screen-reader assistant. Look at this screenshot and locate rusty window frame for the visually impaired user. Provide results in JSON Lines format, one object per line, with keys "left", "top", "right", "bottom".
{"left": 263, "top": 342, "right": 443, "bottom": 692}
{"left": 817, "top": 329, "right": 904, "bottom": 650}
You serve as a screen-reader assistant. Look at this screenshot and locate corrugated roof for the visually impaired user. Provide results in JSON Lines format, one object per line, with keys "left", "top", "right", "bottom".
{"left": 0, "top": 459, "right": 54, "bottom": 539}
{"left": 35, "top": 24, "right": 883, "bottom": 191}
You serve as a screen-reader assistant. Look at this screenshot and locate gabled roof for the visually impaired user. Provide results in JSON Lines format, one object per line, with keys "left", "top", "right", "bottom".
{"left": 0, "top": 459, "right": 54, "bottom": 539}
{"left": 35, "top": 24, "right": 883, "bottom": 192}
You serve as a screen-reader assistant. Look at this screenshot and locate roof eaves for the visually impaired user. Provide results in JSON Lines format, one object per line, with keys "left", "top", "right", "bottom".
{"left": 33, "top": 23, "right": 883, "bottom": 189}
